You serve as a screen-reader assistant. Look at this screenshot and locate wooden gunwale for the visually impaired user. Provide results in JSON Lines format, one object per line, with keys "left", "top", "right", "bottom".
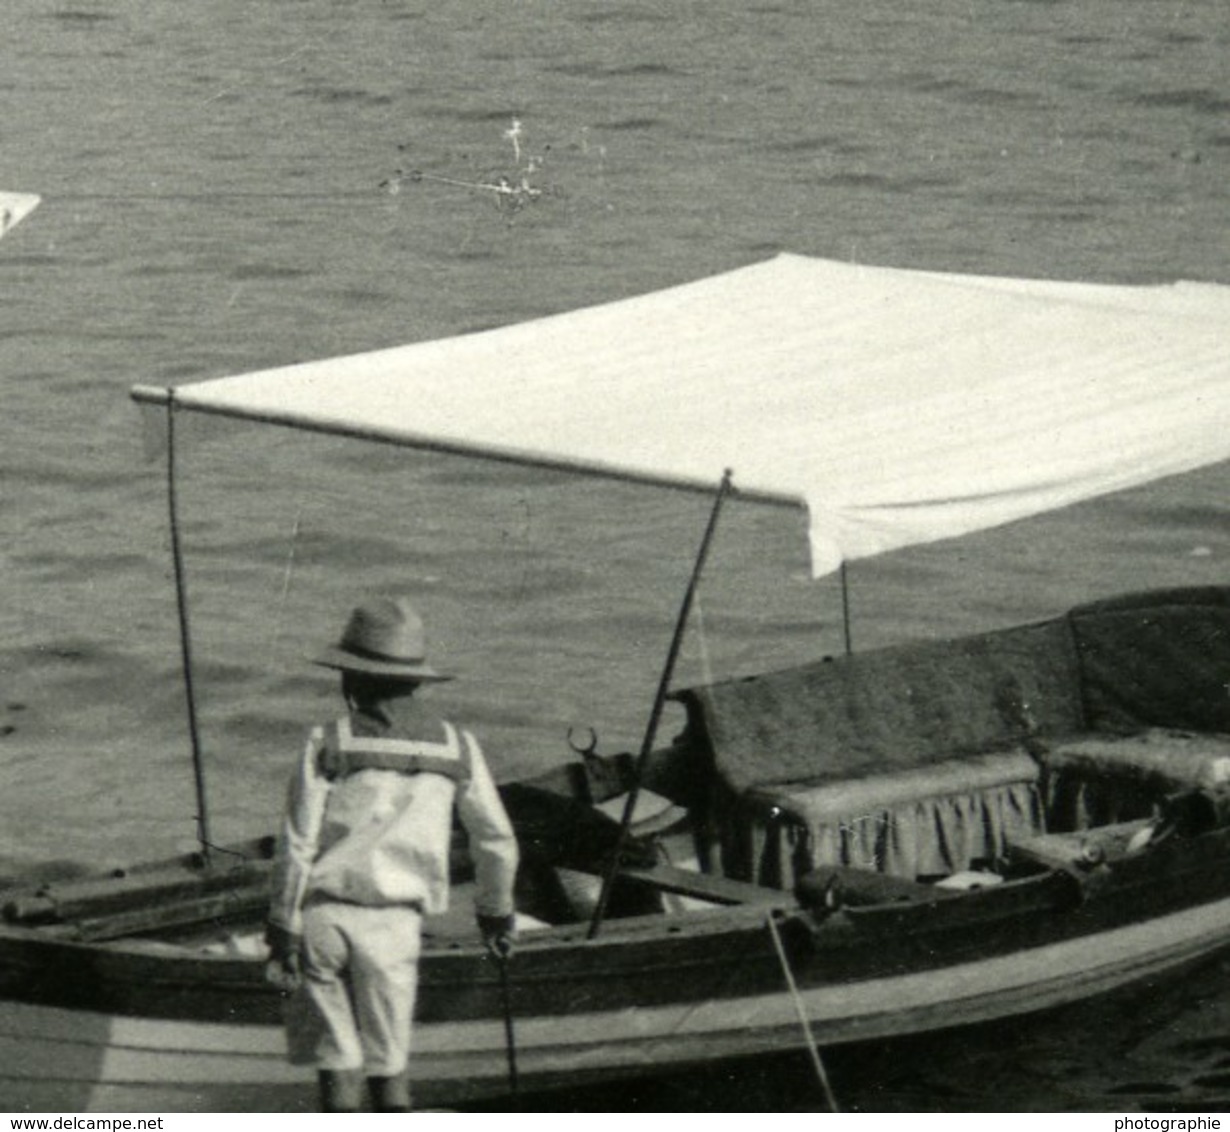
{"left": 4, "top": 824, "right": 1230, "bottom": 1030}
{"left": 7, "top": 888, "right": 1230, "bottom": 1114}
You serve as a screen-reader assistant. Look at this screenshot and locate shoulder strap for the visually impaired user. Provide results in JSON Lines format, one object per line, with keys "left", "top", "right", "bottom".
{"left": 457, "top": 726, "right": 477, "bottom": 780}
{"left": 318, "top": 717, "right": 472, "bottom": 783}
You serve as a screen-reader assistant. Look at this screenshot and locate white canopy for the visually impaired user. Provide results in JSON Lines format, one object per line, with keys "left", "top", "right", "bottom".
{"left": 132, "top": 254, "right": 1230, "bottom": 576}
{"left": 0, "top": 193, "right": 39, "bottom": 241}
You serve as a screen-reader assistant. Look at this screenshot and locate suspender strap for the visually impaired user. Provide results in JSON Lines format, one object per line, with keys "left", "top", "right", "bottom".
{"left": 319, "top": 718, "right": 473, "bottom": 783}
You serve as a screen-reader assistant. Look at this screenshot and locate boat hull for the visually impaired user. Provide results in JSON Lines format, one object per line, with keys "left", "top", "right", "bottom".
{"left": 6, "top": 893, "right": 1230, "bottom": 1112}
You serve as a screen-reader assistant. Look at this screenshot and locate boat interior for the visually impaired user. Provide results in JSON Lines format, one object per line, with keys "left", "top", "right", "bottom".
{"left": 6, "top": 587, "right": 1230, "bottom": 952}
{"left": 503, "top": 586, "right": 1230, "bottom": 929}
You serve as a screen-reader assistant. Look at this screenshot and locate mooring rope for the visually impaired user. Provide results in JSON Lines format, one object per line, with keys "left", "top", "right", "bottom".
{"left": 267, "top": 510, "right": 303, "bottom": 660}
{"left": 765, "top": 911, "right": 840, "bottom": 1113}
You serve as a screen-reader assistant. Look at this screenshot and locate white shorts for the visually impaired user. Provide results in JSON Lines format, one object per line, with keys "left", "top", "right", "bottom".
{"left": 295, "top": 901, "right": 423, "bottom": 1075}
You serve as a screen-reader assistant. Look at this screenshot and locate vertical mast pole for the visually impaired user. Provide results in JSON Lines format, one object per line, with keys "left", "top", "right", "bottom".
{"left": 587, "top": 469, "right": 734, "bottom": 940}
{"left": 165, "top": 392, "right": 212, "bottom": 864}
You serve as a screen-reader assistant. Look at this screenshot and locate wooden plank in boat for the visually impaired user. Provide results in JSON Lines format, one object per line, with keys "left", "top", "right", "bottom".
{"left": 618, "top": 864, "right": 784, "bottom": 906}
{"left": 76, "top": 888, "right": 270, "bottom": 942}
{"left": 801, "top": 866, "right": 950, "bottom": 907}
{"left": 2, "top": 840, "right": 273, "bottom": 926}
{"left": 31, "top": 883, "right": 270, "bottom": 942}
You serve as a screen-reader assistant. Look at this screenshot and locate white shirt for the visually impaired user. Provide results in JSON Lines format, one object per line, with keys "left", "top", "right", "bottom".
{"left": 269, "top": 706, "right": 519, "bottom": 935}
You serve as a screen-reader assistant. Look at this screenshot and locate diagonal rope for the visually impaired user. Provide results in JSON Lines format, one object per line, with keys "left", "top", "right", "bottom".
{"left": 766, "top": 911, "right": 840, "bottom": 1112}
{"left": 268, "top": 511, "right": 303, "bottom": 660}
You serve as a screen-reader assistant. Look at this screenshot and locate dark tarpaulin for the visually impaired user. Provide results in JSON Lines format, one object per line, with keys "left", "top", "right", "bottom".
{"left": 675, "top": 587, "right": 1230, "bottom": 798}
{"left": 674, "top": 618, "right": 1083, "bottom": 797}
{"left": 1069, "top": 587, "right": 1230, "bottom": 736}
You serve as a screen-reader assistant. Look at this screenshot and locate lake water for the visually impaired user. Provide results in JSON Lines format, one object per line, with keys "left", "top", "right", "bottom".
{"left": 1, "top": 0, "right": 1228, "bottom": 1112}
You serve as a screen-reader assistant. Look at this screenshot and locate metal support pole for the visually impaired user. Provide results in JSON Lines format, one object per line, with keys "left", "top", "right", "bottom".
{"left": 840, "top": 560, "right": 853, "bottom": 656}
{"left": 587, "top": 469, "right": 734, "bottom": 940}
{"left": 166, "top": 393, "right": 212, "bottom": 863}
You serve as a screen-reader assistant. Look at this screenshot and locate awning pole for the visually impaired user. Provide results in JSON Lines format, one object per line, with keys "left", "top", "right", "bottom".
{"left": 587, "top": 469, "right": 734, "bottom": 940}
{"left": 165, "top": 392, "right": 213, "bottom": 864}
{"left": 840, "top": 560, "right": 853, "bottom": 655}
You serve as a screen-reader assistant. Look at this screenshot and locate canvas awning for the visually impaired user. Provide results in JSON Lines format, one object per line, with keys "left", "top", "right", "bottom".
{"left": 131, "top": 254, "right": 1230, "bottom": 576}
{"left": 0, "top": 193, "right": 39, "bottom": 241}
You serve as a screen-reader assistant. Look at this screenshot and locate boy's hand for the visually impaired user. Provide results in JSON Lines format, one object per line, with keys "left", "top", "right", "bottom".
{"left": 477, "top": 912, "right": 516, "bottom": 960}
{"left": 264, "top": 922, "right": 303, "bottom": 991}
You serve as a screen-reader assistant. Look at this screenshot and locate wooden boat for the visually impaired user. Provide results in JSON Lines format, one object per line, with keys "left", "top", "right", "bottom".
{"left": 5, "top": 250, "right": 1230, "bottom": 1110}
{"left": 8, "top": 586, "right": 1230, "bottom": 1110}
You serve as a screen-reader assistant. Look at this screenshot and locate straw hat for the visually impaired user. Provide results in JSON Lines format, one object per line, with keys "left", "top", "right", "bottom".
{"left": 314, "top": 597, "right": 452, "bottom": 682}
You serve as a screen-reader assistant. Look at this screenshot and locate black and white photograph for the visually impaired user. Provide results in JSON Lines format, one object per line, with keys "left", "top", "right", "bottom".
{"left": 2, "top": 0, "right": 1228, "bottom": 1114}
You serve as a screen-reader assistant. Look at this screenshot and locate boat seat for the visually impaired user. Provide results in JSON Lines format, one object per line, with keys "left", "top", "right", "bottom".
{"left": 548, "top": 788, "right": 716, "bottom": 920}
{"left": 1045, "top": 729, "right": 1230, "bottom": 793}
{"left": 1042, "top": 729, "right": 1230, "bottom": 832}
{"left": 749, "top": 749, "right": 1042, "bottom": 884}
{"left": 761, "top": 750, "right": 1040, "bottom": 821}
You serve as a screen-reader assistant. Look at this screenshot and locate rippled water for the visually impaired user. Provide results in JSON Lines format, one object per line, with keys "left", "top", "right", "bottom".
{"left": 2, "top": 0, "right": 1228, "bottom": 1111}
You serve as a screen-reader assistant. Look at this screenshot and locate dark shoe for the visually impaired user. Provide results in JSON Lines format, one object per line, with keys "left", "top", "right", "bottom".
{"left": 368, "top": 1072, "right": 412, "bottom": 1113}
{"left": 318, "top": 1068, "right": 365, "bottom": 1113}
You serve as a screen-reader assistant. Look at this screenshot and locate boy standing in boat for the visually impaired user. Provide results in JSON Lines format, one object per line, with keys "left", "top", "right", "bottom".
{"left": 265, "top": 596, "right": 519, "bottom": 1113}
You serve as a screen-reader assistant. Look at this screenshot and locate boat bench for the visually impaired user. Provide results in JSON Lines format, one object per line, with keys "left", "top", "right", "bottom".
{"left": 1046, "top": 730, "right": 1230, "bottom": 792}
{"left": 748, "top": 749, "right": 1043, "bottom": 885}
{"left": 1042, "top": 728, "right": 1230, "bottom": 832}
{"left": 750, "top": 729, "right": 1230, "bottom": 887}
{"left": 1006, "top": 729, "right": 1230, "bottom": 867}
{"left": 670, "top": 589, "right": 1230, "bottom": 889}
